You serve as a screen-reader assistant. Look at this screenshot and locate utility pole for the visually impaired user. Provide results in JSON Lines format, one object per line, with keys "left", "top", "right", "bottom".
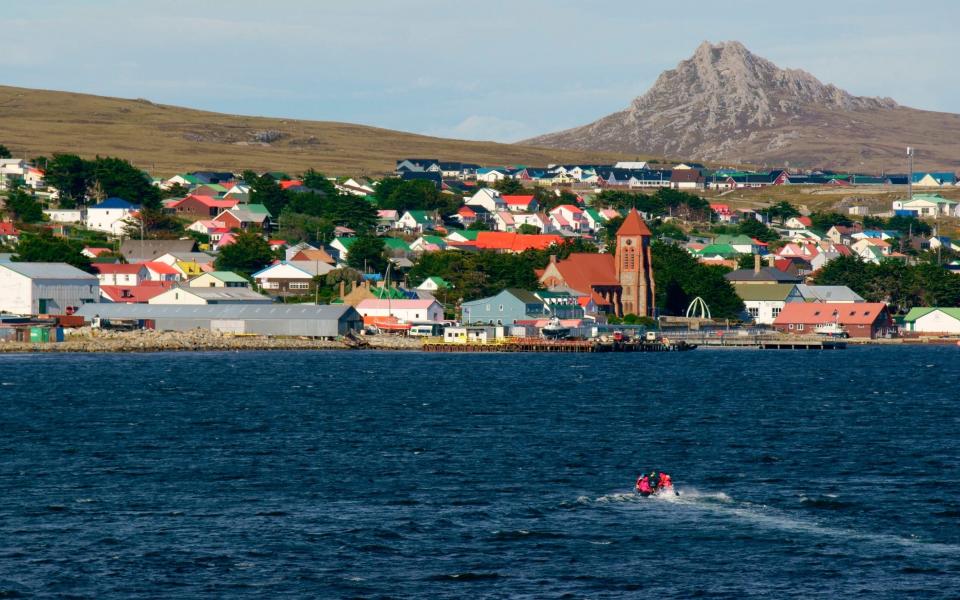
{"left": 907, "top": 147, "right": 914, "bottom": 201}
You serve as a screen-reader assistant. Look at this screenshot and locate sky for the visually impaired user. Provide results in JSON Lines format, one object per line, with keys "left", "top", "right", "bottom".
{"left": 2, "top": 1, "right": 958, "bottom": 142}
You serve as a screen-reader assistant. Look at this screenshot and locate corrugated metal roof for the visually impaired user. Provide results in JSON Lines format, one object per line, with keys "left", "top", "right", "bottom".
{"left": 1, "top": 262, "right": 97, "bottom": 279}
{"left": 75, "top": 303, "right": 358, "bottom": 320}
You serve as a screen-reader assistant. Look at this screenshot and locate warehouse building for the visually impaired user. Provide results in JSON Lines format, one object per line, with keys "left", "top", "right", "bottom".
{"left": 74, "top": 304, "right": 363, "bottom": 338}
{"left": 0, "top": 262, "right": 99, "bottom": 315}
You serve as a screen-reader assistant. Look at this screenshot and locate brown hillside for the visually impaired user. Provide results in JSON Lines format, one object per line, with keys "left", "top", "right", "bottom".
{"left": 0, "top": 85, "right": 636, "bottom": 177}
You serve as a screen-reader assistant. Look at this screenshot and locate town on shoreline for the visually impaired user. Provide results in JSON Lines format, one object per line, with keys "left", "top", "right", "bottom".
{"left": 2, "top": 150, "right": 960, "bottom": 350}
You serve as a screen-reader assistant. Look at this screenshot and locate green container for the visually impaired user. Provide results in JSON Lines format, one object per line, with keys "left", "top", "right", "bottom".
{"left": 30, "top": 327, "right": 50, "bottom": 343}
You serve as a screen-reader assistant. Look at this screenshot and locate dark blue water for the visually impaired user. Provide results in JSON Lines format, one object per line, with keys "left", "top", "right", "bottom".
{"left": 1, "top": 347, "right": 958, "bottom": 598}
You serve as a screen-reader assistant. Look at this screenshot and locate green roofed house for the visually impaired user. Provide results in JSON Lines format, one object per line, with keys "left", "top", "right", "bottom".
{"left": 696, "top": 243, "right": 740, "bottom": 259}
{"left": 713, "top": 234, "right": 757, "bottom": 254}
{"left": 383, "top": 237, "right": 412, "bottom": 256}
{"left": 446, "top": 230, "right": 479, "bottom": 243}
{"left": 902, "top": 307, "right": 960, "bottom": 334}
{"left": 188, "top": 271, "right": 250, "bottom": 289}
{"left": 416, "top": 276, "right": 452, "bottom": 292}
{"left": 735, "top": 283, "right": 803, "bottom": 325}
{"left": 396, "top": 210, "right": 439, "bottom": 233}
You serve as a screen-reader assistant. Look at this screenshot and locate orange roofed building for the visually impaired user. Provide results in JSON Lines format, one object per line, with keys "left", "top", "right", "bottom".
{"left": 537, "top": 209, "right": 655, "bottom": 317}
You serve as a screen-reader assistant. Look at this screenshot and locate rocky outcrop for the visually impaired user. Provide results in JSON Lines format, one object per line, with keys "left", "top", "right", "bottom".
{"left": 524, "top": 41, "right": 960, "bottom": 171}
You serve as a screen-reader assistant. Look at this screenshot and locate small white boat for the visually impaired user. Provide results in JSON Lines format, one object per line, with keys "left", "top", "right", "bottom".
{"left": 541, "top": 317, "right": 570, "bottom": 339}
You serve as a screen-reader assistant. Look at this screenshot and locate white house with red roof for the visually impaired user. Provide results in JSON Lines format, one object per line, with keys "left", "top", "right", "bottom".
{"left": 549, "top": 205, "right": 584, "bottom": 232}
{"left": 100, "top": 281, "right": 174, "bottom": 304}
{"left": 91, "top": 263, "right": 147, "bottom": 286}
{"left": 502, "top": 195, "right": 538, "bottom": 212}
{"left": 785, "top": 216, "right": 813, "bottom": 230}
{"left": 355, "top": 298, "right": 444, "bottom": 323}
{"left": 142, "top": 261, "right": 182, "bottom": 282}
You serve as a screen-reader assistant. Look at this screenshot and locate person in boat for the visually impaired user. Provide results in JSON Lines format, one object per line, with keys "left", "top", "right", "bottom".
{"left": 636, "top": 474, "right": 653, "bottom": 496}
{"left": 648, "top": 471, "right": 660, "bottom": 491}
{"left": 658, "top": 472, "right": 672, "bottom": 490}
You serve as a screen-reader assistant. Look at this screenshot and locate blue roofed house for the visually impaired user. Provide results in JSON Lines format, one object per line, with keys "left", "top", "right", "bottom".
{"left": 85, "top": 198, "right": 139, "bottom": 236}
{"left": 461, "top": 289, "right": 548, "bottom": 326}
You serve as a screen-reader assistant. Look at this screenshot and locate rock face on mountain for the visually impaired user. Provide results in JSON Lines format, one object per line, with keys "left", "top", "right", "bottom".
{"left": 525, "top": 41, "right": 960, "bottom": 171}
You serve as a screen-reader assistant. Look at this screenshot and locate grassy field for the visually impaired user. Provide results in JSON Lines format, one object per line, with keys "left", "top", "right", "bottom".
{"left": 0, "top": 85, "right": 644, "bottom": 177}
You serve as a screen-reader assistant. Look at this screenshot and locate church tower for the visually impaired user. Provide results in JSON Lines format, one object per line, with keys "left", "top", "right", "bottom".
{"left": 614, "top": 209, "right": 655, "bottom": 317}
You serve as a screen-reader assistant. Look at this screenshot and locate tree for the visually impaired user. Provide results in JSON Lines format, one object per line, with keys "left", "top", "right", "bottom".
{"left": 122, "top": 208, "right": 184, "bottom": 239}
{"left": 493, "top": 178, "right": 524, "bottom": 194}
{"left": 4, "top": 181, "right": 43, "bottom": 223}
{"left": 161, "top": 182, "right": 191, "bottom": 199}
{"left": 277, "top": 208, "right": 335, "bottom": 244}
{"left": 764, "top": 200, "right": 799, "bottom": 224}
{"left": 650, "top": 242, "right": 743, "bottom": 319}
{"left": 0, "top": 144, "right": 11, "bottom": 159}
{"left": 44, "top": 154, "right": 90, "bottom": 208}
{"left": 88, "top": 156, "right": 161, "bottom": 209}
{"left": 13, "top": 230, "right": 91, "bottom": 271}
{"left": 602, "top": 216, "right": 624, "bottom": 251}
{"left": 737, "top": 253, "right": 758, "bottom": 270}
{"left": 346, "top": 235, "right": 387, "bottom": 273}
{"left": 246, "top": 171, "right": 289, "bottom": 217}
{"left": 517, "top": 224, "right": 540, "bottom": 235}
{"left": 214, "top": 232, "right": 275, "bottom": 275}
{"left": 301, "top": 169, "right": 337, "bottom": 196}
{"left": 467, "top": 220, "right": 490, "bottom": 231}
{"left": 809, "top": 211, "right": 852, "bottom": 231}
{"left": 738, "top": 218, "right": 778, "bottom": 243}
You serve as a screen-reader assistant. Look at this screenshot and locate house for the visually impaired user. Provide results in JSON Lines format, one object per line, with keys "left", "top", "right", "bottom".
{"left": 355, "top": 298, "right": 444, "bottom": 323}
{"left": 409, "top": 235, "right": 447, "bottom": 254}
{"left": 395, "top": 158, "right": 441, "bottom": 175}
{"left": 120, "top": 239, "right": 197, "bottom": 263}
{"left": 188, "top": 271, "right": 249, "bottom": 288}
{"left": 461, "top": 289, "right": 547, "bottom": 326}
{"left": 826, "top": 225, "right": 859, "bottom": 245}
{"left": 86, "top": 198, "right": 139, "bottom": 235}
{"left": 99, "top": 281, "right": 174, "bottom": 304}
{"left": 0, "top": 222, "right": 21, "bottom": 246}
{"left": 785, "top": 216, "right": 813, "bottom": 230}
{"left": 670, "top": 169, "right": 705, "bottom": 190}
{"left": 473, "top": 231, "right": 564, "bottom": 253}
{"left": 338, "top": 178, "right": 376, "bottom": 197}
{"left": 43, "top": 209, "right": 83, "bottom": 224}
{"left": 851, "top": 238, "right": 892, "bottom": 263}
{"left": 416, "top": 276, "right": 452, "bottom": 292}
{"left": 794, "top": 285, "right": 864, "bottom": 303}
{"left": 148, "top": 286, "right": 272, "bottom": 305}
{"left": 773, "top": 302, "right": 893, "bottom": 338}
{"left": 736, "top": 284, "right": 803, "bottom": 325}
{"left": 549, "top": 205, "right": 584, "bottom": 232}
{"left": 214, "top": 204, "right": 272, "bottom": 231}
{"left": 466, "top": 188, "right": 506, "bottom": 213}
{"left": 502, "top": 195, "right": 538, "bottom": 212}
{"left": 476, "top": 168, "right": 510, "bottom": 183}
{"left": 725, "top": 257, "right": 804, "bottom": 286}
{"left": 911, "top": 172, "right": 957, "bottom": 187}
{"left": 168, "top": 195, "right": 238, "bottom": 220}
{"left": 253, "top": 261, "right": 334, "bottom": 296}
{"left": 91, "top": 263, "right": 147, "bottom": 287}
{"left": 76, "top": 303, "right": 363, "bottom": 338}
{"left": 891, "top": 194, "right": 958, "bottom": 217}
{"left": 396, "top": 210, "right": 439, "bottom": 233}
{"left": 142, "top": 262, "right": 181, "bottom": 282}
{"left": 902, "top": 307, "right": 960, "bottom": 335}
{"left": 288, "top": 247, "right": 336, "bottom": 265}
{"left": 0, "top": 262, "right": 99, "bottom": 315}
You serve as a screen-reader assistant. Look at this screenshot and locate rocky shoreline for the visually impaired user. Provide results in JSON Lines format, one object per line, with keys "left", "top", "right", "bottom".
{"left": 0, "top": 328, "right": 423, "bottom": 354}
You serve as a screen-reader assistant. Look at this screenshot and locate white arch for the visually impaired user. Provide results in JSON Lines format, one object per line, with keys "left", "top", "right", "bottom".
{"left": 686, "top": 296, "right": 712, "bottom": 319}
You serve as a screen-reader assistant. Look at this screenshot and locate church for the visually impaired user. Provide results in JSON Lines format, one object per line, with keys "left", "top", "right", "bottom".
{"left": 537, "top": 209, "right": 655, "bottom": 317}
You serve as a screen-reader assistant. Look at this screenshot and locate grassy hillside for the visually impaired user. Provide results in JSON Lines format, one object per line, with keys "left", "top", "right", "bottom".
{"left": 0, "top": 85, "right": 638, "bottom": 177}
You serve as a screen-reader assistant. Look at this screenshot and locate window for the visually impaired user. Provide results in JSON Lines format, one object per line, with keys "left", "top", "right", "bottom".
{"left": 290, "top": 282, "right": 310, "bottom": 290}
{"left": 265, "top": 281, "right": 280, "bottom": 289}
{"left": 772, "top": 307, "right": 781, "bottom": 318}
{"left": 789, "top": 324, "right": 794, "bottom": 330}
{"left": 797, "top": 324, "right": 804, "bottom": 331}
{"left": 748, "top": 307, "right": 759, "bottom": 317}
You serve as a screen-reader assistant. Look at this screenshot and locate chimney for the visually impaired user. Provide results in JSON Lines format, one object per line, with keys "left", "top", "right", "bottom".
{"left": 339, "top": 280, "right": 345, "bottom": 299}
{"left": 549, "top": 254, "right": 557, "bottom": 265}
{"left": 754, "top": 254, "right": 761, "bottom": 274}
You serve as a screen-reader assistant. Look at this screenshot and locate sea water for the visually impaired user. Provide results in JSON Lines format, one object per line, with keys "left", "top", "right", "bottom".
{"left": 0, "top": 347, "right": 957, "bottom": 598}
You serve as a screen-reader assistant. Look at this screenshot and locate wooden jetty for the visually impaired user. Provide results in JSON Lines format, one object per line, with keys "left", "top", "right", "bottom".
{"left": 421, "top": 338, "right": 696, "bottom": 353}
{"left": 679, "top": 334, "right": 847, "bottom": 350}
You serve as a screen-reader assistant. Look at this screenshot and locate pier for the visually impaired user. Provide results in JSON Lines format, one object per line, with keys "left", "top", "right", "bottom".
{"left": 421, "top": 337, "right": 696, "bottom": 353}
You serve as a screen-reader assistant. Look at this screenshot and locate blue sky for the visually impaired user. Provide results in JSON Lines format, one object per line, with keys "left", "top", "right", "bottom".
{"left": 2, "top": 1, "right": 957, "bottom": 142}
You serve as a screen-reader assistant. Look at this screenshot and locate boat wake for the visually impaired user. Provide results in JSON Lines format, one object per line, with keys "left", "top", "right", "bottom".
{"left": 583, "top": 488, "right": 960, "bottom": 556}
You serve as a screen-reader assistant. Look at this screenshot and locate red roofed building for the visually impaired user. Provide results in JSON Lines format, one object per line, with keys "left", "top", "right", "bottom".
{"left": 474, "top": 231, "right": 563, "bottom": 253}
{"left": 168, "top": 195, "right": 239, "bottom": 220}
{"left": 99, "top": 281, "right": 174, "bottom": 303}
{"left": 502, "top": 195, "right": 538, "bottom": 212}
{"left": 538, "top": 209, "right": 654, "bottom": 317}
{"left": 773, "top": 302, "right": 893, "bottom": 339}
